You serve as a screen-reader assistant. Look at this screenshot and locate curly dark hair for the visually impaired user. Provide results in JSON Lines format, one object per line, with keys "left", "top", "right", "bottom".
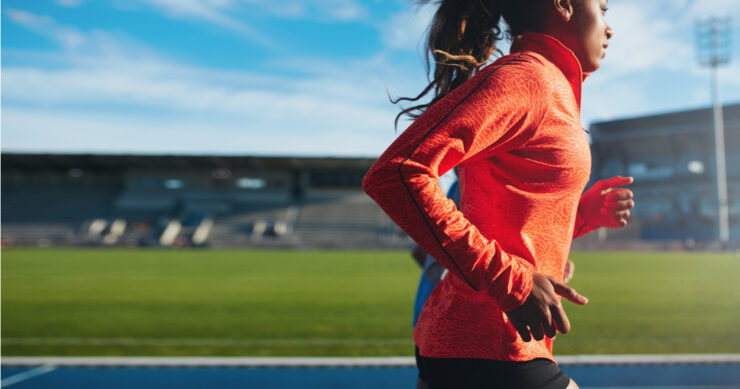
{"left": 391, "top": 0, "right": 552, "bottom": 129}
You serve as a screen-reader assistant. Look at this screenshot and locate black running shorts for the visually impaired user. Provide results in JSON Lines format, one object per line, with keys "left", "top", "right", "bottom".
{"left": 415, "top": 347, "right": 572, "bottom": 389}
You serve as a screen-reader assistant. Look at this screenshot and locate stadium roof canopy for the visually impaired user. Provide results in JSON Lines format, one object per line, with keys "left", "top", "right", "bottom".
{"left": 590, "top": 103, "right": 740, "bottom": 140}
{"left": 1, "top": 153, "right": 377, "bottom": 171}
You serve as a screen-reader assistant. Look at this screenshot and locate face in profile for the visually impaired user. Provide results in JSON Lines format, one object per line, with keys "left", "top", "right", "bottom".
{"left": 566, "top": 0, "right": 613, "bottom": 72}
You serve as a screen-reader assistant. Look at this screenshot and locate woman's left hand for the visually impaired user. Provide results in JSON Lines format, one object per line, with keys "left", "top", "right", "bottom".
{"left": 579, "top": 176, "right": 635, "bottom": 228}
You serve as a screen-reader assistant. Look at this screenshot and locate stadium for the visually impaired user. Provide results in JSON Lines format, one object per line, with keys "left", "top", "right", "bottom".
{"left": 578, "top": 102, "right": 740, "bottom": 250}
{"left": 1, "top": 153, "right": 395, "bottom": 249}
{"left": 4, "top": 103, "right": 740, "bottom": 251}
{"left": 3, "top": 1, "right": 740, "bottom": 388}
{"left": 3, "top": 104, "right": 740, "bottom": 388}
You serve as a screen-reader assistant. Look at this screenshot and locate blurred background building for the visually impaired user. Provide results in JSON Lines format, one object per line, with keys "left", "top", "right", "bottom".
{"left": 3, "top": 102, "right": 740, "bottom": 250}
{"left": 1, "top": 154, "right": 399, "bottom": 249}
{"left": 580, "top": 102, "right": 740, "bottom": 250}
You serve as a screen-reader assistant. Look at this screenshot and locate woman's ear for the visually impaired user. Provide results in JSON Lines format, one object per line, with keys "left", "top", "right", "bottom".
{"left": 552, "top": 0, "right": 575, "bottom": 22}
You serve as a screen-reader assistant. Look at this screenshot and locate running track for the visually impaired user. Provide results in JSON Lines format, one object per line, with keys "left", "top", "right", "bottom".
{"left": 3, "top": 355, "right": 740, "bottom": 388}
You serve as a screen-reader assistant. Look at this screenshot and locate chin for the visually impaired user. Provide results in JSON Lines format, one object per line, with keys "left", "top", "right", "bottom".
{"left": 583, "top": 60, "right": 601, "bottom": 73}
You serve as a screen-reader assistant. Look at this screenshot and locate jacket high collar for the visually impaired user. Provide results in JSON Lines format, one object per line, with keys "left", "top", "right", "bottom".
{"left": 510, "top": 31, "right": 587, "bottom": 109}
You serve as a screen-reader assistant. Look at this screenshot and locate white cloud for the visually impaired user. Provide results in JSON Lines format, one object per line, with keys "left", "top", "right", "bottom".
{"left": 246, "top": 0, "right": 368, "bottom": 21}
{"left": 578, "top": 0, "right": 740, "bottom": 126}
{"left": 381, "top": 3, "right": 435, "bottom": 52}
{"left": 716, "top": 62, "right": 740, "bottom": 98}
{"left": 133, "top": 0, "right": 368, "bottom": 24}
{"left": 5, "top": 9, "right": 131, "bottom": 52}
{"left": 5, "top": 9, "right": 54, "bottom": 29}
{"left": 582, "top": 80, "right": 648, "bottom": 123}
{"left": 689, "top": 0, "right": 740, "bottom": 18}
{"left": 268, "top": 3, "right": 304, "bottom": 19}
{"left": 1, "top": 107, "right": 396, "bottom": 156}
{"left": 2, "top": 57, "right": 400, "bottom": 155}
{"left": 594, "top": 0, "right": 740, "bottom": 81}
{"left": 54, "top": 0, "right": 85, "bottom": 7}
{"left": 134, "top": 0, "right": 235, "bottom": 21}
{"left": 327, "top": 2, "right": 366, "bottom": 21}
{"left": 594, "top": 2, "right": 691, "bottom": 81}
{"left": 119, "top": 0, "right": 370, "bottom": 48}
{"left": 11, "top": 2, "right": 737, "bottom": 157}
{"left": 2, "top": 10, "right": 401, "bottom": 156}
{"left": 120, "top": 0, "right": 275, "bottom": 48}
{"left": 2, "top": 51, "right": 398, "bottom": 126}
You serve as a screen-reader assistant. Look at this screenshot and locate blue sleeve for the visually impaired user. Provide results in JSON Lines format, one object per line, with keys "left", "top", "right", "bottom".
{"left": 412, "top": 179, "right": 459, "bottom": 327}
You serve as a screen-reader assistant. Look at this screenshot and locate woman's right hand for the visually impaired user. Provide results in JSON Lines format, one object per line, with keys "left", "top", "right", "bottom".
{"left": 505, "top": 271, "right": 588, "bottom": 341}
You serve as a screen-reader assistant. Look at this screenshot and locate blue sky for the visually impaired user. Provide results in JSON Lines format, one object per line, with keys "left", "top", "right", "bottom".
{"left": 2, "top": 0, "right": 740, "bottom": 157}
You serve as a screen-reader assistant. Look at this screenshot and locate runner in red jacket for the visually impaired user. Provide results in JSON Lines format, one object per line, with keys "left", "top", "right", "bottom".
{"left": 363, "top": 0, "right": 633, "bottom": 388}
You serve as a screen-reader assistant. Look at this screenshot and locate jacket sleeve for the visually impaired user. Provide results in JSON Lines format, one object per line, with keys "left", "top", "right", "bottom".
{"left": 363, "top": 59, "right": 548, "bottom": 312}
{"left": 573, "top": 205, "right": 599, "bottom": 239}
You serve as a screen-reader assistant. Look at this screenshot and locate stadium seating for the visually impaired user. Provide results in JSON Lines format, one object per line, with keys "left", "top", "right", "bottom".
{"left": 292, "top": 190, "right": 398, "bottom": 248}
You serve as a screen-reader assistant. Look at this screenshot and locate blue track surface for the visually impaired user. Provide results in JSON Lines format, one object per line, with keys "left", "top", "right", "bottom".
{"left": 3, "top": 364, "right": 740, "bottom": 388}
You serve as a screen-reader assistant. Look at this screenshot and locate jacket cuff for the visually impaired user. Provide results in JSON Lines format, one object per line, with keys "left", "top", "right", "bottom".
{"left": 489, "top": 256, "right": 534, "bottom": 312}
{"left": 573, "top": 205, "right": 600, "bottom": 238}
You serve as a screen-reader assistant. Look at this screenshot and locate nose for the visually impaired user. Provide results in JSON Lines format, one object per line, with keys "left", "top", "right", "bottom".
{"left": 606, "top": 24, "right": 614, "bottom": 40}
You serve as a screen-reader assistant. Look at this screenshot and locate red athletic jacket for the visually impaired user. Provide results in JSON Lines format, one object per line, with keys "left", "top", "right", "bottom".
{"left": 363, "top": 32, "right": 595, "bottom": 362}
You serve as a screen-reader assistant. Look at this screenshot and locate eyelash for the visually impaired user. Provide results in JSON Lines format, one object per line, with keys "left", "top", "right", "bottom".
{"left": 601, "top": 7, "right": 609, "bottom": 13}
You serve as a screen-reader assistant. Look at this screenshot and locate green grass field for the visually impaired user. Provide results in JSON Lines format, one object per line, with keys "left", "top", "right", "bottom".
{"left": 2, "top": 249, "right": 740, "bottom": 357}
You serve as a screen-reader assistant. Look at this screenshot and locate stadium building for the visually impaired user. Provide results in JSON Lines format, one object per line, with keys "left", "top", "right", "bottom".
{"left": 3, "top": 103, "right": 740, "bottom": 249}
{"left": 583, "top": 102, "right": 740, "bottom": 249}
{"left": 1, "top": 154, "right": 400, "bottom": 248}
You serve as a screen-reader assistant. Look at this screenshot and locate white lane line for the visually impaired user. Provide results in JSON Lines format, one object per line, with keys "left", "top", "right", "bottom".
{"left": 2, "top": 357, "right": 417, "bottom": 367}
{"left": 557, "top": 354, "right": 740, "bottom": 365}
{"left": 2, "top": 365, "right": 56, "bottom": 387}
{"left": 1, "top": 337, "right": 413, "bottom": 347}
{"left": 4, "top": 355, "right": 740, "bottom": 368}
{"left": 6, "top": 337, "right": 740, "bottom": 348}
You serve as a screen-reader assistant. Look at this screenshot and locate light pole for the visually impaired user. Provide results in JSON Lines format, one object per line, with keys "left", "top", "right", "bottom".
{"left": 696, "top": 17, "right": 732, "bottom": 245}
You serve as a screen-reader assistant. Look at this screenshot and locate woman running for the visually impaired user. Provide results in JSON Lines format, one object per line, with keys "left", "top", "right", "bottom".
{"left": 363, "top": 0, "right": 634, "bottom": 388}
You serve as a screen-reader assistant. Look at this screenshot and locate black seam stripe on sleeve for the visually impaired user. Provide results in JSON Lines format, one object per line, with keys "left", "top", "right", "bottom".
{"left": 398, "top": 52, "right": 525, "bottom": 292}
{"left": 574, "top": 221, "right": 589, "bottom": 238}
{"left": 575, "top": 204, "right": 595, "bottom": 238}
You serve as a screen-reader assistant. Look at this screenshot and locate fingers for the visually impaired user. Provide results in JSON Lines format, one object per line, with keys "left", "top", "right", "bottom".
{"left": 604, "top": 199, "right": 635, "bottom": 210}
{"left": 519, "top": 303, "right": 569, "bottom": 339}
{"left": 507, "top": 272, "right": 586, "bottom": 343}
{"left": 550, "top": 277, "right": 588, "bottom": 305}
{"left": 615, "top": 210, "right": 630, "bottom": 220}
{"left": 529, "top": 319, "right": 545, "bottom": 341}
{"left": 511, "top": 318, "right": 532, "bottom": 342}
{"left": 551, "top": 302, "right": 571, "bottom": 334}
{"left": 604, "top": 189, "right": 634, "bottom": 203}
{"left": 597, "top": 176, "right": 634, "bottom": 189}
{"left": 604, "top": 190, "right": 634, "bottom": 212}
{"left": 542, "top": 316, "right": 557, "bottom": 338}
{"left": 507, "top": 305, "right": 553, "bottom": 342}
{"left": 538, "top": 306, "right": 555, "bottom": 339}
{"left": 522, "top": 306, "right": 561, "bottom": 340}
{"left": 603, "top": 189, "right": 634, "bottom": 227}
{"left": 603, "top": 209, "right": 631, "bottom": 227}
{"left": 521, "top": 308, "right": 546, "bottom": 341}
